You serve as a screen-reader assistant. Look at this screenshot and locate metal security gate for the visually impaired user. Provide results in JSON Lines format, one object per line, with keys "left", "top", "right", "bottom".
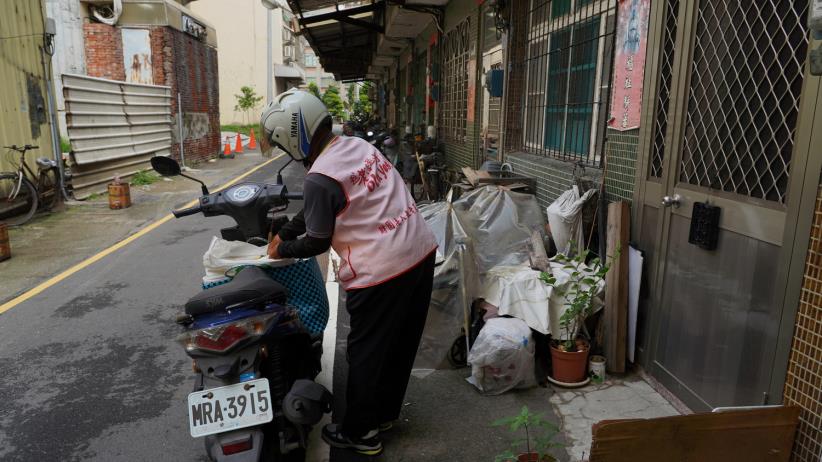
{"left": 634, "top": 0, "right": 817, "bottom": 410}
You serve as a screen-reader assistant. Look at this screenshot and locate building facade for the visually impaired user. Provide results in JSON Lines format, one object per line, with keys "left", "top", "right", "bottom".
{"left": 189, "top": 0, "right": 305, "bottom": 125}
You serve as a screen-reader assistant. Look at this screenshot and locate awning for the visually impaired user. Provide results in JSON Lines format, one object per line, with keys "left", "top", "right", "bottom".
{"left": 285, "top": 1, "right": 385, "bottom": 81}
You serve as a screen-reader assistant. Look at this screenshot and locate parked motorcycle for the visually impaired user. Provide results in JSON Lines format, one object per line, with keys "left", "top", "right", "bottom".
{"left": 150, "top": 156, "right": 331, "bottom": 462}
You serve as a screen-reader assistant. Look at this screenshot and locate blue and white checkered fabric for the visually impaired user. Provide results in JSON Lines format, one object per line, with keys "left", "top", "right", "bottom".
{"left": 202, "top": 258, "right": 329, "bottom": 337}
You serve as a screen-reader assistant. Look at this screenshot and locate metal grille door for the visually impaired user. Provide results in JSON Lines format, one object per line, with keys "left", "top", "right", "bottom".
{"left": 648, "top": 0, "right": 679, "bottom": 179}
{"left": 679, "top": 1, "right": 810, "bottom": 204}
{"left": 633, "top": 0, "right": 817, "bottom": 413}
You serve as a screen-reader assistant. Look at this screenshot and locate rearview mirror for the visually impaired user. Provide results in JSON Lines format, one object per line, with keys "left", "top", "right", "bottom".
{"left": 151, "top": 156, "right": 181, "bottom": 177}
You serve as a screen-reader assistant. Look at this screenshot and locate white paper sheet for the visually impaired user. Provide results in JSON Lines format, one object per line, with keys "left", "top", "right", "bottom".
{"left": 628, "top": 246, "right": 643, "bottom": 363}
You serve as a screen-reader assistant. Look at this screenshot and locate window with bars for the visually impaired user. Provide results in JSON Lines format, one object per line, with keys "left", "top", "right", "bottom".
{"left": 520, "top": 0, "right": 616, "bottom": 166}
{"left": 439, "top": 18, "right": 470, "bottom": 143}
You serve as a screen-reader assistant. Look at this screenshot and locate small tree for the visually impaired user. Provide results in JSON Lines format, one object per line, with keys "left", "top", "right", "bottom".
{"left": 493, "top": 406, "right": 563, "bottom": 462}
{"left": 234, "top": 86, "right": 263, "bottom": 125}
{"left": 322, "top": 85, "right": 345, "bottom": 120}
{"left": 351, "top": 81, "right": 373, "bottom": 125}
{"left": 307, "top": 81, "right": 321, "bottom": 99}
{"left": 538, "top": 247, "right": 616, "bottom": 352}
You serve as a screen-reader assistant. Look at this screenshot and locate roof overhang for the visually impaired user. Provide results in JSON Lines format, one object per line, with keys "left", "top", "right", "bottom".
{"left": 286, "top": 1, "right": 385, "bottom": 81}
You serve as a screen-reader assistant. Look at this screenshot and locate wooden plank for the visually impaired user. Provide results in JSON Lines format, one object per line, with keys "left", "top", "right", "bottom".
{"left": 589, "top": 406, "right": 801, "bottom": 462}
{"left": 605, "top": 201, "right": 630, "bottom": 373}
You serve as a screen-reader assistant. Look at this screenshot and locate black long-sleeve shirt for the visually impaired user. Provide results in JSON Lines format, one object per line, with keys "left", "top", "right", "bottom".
{"left": 277, "top": 173, "right": 346, "bottom": 258}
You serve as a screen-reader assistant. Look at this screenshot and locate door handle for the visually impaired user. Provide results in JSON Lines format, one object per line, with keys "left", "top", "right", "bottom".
{"left": 661, "top": 194, "right": 682, "bottom": 208}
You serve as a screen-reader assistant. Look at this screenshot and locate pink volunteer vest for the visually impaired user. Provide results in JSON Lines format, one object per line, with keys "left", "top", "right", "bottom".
{"left": 309, "top": 136, "right": 437, "bottom": 290}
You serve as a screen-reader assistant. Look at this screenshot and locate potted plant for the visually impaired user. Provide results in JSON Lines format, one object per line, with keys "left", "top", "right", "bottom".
{"left": 539, "top": 249, "right": 613, "bottom": 383}
{"left": 493, "top": 406, "right": 563, "bottom": 462}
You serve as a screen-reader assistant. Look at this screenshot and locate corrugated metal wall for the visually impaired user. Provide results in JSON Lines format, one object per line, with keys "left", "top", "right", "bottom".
{"left": 63, "top": 73, "right": 172, "bottom": 198}
{"left": 0, "top": 0, "right": 56, "bottom": 173}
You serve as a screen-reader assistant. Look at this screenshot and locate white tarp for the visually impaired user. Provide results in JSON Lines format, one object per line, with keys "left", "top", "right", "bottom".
{"left": 481, "top": 258, "right": 605, "bottom": 338}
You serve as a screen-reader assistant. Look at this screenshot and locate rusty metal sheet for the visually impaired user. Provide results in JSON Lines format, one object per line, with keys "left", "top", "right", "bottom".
{"left": 0, "top": 0, "right": 55, "bottom": 174}
{"left": 62, "top": 73, "right": 171, "bottom": 198}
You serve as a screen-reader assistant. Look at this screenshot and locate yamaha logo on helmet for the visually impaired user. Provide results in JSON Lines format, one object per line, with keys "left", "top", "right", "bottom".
{"left": 290, "top": 112, "right": 298, "bottom": 139}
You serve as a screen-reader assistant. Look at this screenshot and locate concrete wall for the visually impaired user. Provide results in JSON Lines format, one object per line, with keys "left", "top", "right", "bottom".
{"left": 45, "top": 0, "right": 86, "bottom": 137}
{"left": 189, "top": 0, "right": 285, "bottom": 125}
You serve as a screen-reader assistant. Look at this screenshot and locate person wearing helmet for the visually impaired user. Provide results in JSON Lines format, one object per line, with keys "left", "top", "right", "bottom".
{"left": 260, "top": 89, "right": 437, "bottom": 456}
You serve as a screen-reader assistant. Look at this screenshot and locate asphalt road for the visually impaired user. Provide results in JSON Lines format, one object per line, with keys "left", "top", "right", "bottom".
{"left": 0, "top": 155, "right": 307, "bottom": 462}
{"left": 0, "top": 153, "right": 570, "bottom": 462}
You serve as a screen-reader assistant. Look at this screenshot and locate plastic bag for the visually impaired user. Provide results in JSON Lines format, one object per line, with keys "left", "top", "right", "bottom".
{"left": 546, "top": 186, "right": 596, "bottom": 255}
{"left": 202, "top": 236, "right": 294, "bottom": 285}
{"left": 466, "top": 317, "right": 536, "bottom": 395}
{"left": 413, "top": 201, "right": 480, "bottom": 372}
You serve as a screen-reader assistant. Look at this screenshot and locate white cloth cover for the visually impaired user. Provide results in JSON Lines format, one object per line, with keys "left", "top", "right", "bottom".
{"left": 546, "top": 186, "right": 596, "bottom": 255}
{"left": 480, "top": 259, "right": 605, "bottom": 338}
{"left": 467, "top": 317, "right": 536, "bottom": 395}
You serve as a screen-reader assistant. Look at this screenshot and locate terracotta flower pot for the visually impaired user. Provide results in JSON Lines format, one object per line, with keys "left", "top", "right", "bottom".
{"left": 550, "top": 343, "right": 589, "bottom": 383}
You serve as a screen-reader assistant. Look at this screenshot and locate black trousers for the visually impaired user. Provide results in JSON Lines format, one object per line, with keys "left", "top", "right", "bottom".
{"left": 342, "top": 252, "right": 435, "bottom": 436}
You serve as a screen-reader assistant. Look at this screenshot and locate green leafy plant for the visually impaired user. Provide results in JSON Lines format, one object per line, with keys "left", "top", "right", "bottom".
{"left": 234, "top": 86, "right": 264, "bottom": 125}
{"left": 220, "top": 124, "right": 260, "bottom": 137}
{"left": 131, "top": 170, "right": 160, "bottom": 186}
{"left": 493, "top": 406, "right": 563, "bottom": 462}
{"left": 321, "top": 84, "right": 346, "bottom": 120}
{"left": 351, "top": 81, "right": 373, "bottom": 125}
{"left": 60, "top": 137, "right": 72, "bottom": 153}
{"left": 307, "top": 81, "right": 322, "bottom": 99}
{"left": 538, "top": 247, "right": 616, "bottom": 352}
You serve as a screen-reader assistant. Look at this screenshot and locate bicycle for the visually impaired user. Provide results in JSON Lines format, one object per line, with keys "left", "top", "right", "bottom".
{"left": 0, "top": 144, "right": 60, "bottom": 226}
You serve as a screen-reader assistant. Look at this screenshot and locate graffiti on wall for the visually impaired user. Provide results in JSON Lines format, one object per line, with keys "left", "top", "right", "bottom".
{"left": 609, "top": 0, "right": 650, "bottom": 131}
{"left": 122, "top": 28, "right": 153, "bottom": 85}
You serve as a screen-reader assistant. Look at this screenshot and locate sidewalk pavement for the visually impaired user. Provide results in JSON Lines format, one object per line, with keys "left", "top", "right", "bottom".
{"left": 325, "top": 283, "right": 679, "bottom": 462}
{"left": 0, "top": 149, "right": 275, "bottom": 305}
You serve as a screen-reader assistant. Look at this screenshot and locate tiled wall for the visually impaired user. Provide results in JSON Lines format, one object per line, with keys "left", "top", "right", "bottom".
{"left": 603, "top": 128, "right": 639, "bottom": 203}
{"left": 783, "top": 184, "right": 822, "bottom": 462}
{"left": 507, "top": 151, "right": 602, "bottom": 210}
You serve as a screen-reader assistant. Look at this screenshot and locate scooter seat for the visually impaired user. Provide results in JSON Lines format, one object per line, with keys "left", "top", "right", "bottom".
{"left": 185, "top": 266, "right": 288, "bottom": 316}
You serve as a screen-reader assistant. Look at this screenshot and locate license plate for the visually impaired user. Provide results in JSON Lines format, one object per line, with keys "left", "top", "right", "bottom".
{"left": 188, "top": 378, "right": 274, "bottom": 438}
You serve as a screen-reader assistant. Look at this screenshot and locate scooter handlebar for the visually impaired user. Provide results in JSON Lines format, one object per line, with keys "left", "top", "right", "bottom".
{"left": 283, "top": 192, "right": 303, "bottom": 201}
{"left": 172, "top": 205, "right": 202, "bottom": 218}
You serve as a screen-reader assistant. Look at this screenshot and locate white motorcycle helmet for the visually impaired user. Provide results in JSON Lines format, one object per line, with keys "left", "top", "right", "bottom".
{"left": 260, "top": 89, "right": 330, "bottom": 162}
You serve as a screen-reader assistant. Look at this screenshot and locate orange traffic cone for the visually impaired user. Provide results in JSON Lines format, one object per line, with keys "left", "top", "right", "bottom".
{"left": 223, "top": 136, "right": 232, "bottom": 157}
{"left": 234, "top": 133, "right": 244, "bottom": 153}
{"left": 248, "top": 128, "right": 257, "bottom": 149}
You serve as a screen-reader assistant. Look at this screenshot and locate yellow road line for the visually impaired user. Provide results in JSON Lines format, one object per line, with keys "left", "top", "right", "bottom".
{"left": 0, "top": 153, "right": 285, "bottom": 315}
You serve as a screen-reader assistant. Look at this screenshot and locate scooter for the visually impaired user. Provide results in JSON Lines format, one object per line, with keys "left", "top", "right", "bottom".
{"left": 151, "top": 156, "right": 331, "bottom": 462}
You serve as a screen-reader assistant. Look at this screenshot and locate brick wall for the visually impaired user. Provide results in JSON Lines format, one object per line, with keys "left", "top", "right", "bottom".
{"left": 83, "top": 22, "right": 125, "bottom": 81}
{"left": 783, "top": 183, "right": 822, "bottom": 462}
{"left": 83, "top": 23, "right": 220, "bottom": 163}
{"left": 150, "top": 27, "right": 220, "bottom": 163}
